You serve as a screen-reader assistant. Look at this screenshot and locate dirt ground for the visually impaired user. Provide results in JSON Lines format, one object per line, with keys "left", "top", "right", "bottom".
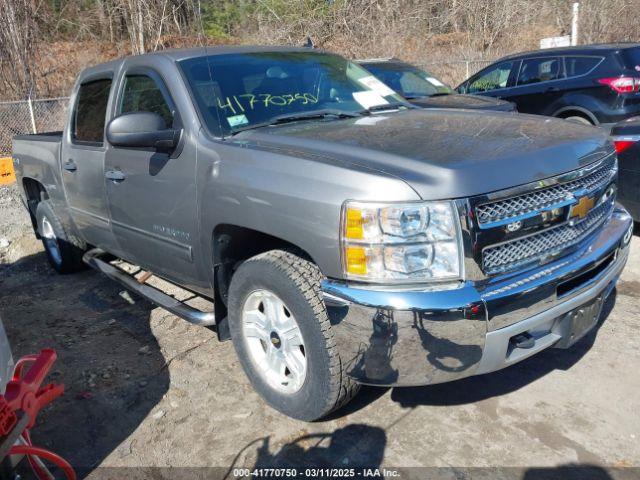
{"left": 1, "top": 183, "right": 639, "bottom": 479}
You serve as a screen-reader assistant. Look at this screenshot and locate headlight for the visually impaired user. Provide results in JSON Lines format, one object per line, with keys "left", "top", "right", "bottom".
{"left": 341, "top": 201, "right": 463, "bottom": 283}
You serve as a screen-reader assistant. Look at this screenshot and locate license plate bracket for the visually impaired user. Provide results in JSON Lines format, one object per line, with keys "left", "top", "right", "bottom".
{"left": 553, "top": 294, "right": 605, "bottom": 349}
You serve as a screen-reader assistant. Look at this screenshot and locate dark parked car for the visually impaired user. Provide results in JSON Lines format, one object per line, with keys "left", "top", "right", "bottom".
{"left": 457, "top": 43, "right": 640, "bottom": 128}
{"left": 611, "top": 116, "right": 640, "bottom": 222}
{"left": 358, "top": 58, "right": 515, "bottom": 111}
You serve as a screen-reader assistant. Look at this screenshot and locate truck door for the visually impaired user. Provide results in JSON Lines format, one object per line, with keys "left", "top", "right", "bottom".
{"left": 104, "top": 68, "right": 200, "bottom": 286}
{"left": 60, "top": 75, "right": 118, "bottom": 250}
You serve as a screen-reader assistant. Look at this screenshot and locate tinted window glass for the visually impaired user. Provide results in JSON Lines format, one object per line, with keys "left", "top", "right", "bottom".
{"left": 621, "top": 48, "right": 640, "bottom": 70}
{"left": 564, "top": 56, "right": 602, "bottom": 77}
{"left": 361, "top": 63, "right": 452, "bottom": 98}
{"left": 73, "top": 79, "right": 112, "bottom": 144}
{"left": 179, "top": 52, "right": 406, "bottom": 135}
{"left": 467, "top": 61, "right": 515, "bottom": 93}
{"left": 517, "top": 57, "right": 561, "bottom": 85}
{"left": 120, "top": 75, "right": 174, "bottom": 127}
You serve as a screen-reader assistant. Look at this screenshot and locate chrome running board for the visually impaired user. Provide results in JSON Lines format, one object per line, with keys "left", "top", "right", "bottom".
{"left": 83, "top": 248, "right": 216, "bottom": 326}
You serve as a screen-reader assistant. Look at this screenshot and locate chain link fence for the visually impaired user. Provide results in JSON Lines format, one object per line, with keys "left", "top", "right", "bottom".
{"left": 416, "top": 60, "right": 493, "bottom": 87}
{"left": 0, "top": 97, "right": 69, "bottom": 156}
{"left": 0, "top": 59, "right": 494, "bottom": 156}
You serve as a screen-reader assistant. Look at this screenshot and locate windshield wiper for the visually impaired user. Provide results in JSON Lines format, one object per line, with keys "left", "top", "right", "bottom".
{"left": 359, "top": 102, "right": 412, "bottom": 115}
{"left": 274, "top": 109, "right": 361, "bottom": 122}
{"left": 230, "top": 109, "right": 361, "bottom": 135}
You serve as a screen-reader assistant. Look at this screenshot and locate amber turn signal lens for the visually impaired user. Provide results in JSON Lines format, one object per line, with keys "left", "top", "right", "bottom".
{"left": 345, "top": 208, "right": 364, "bottom": 239}
{"left": 345, "top": 246, "right": 367, "bottom": 275}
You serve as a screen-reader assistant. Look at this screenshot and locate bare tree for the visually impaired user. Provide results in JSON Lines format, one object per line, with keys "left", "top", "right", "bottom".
{"left": 0, "top": 0, "right": 44, "bottom": 98}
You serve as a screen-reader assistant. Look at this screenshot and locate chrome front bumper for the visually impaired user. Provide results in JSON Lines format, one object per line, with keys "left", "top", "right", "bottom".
{"left": 322, "top": 207, "right": 633, "bottom": 387}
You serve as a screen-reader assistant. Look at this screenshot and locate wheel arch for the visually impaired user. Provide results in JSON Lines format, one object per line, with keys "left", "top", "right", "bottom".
{"left": 553, "top": 106, "right": 599, "bottom": 125}
{"left": 22, "top": 177, "right": 49, "bottom": 237}
{"left": 210, "top": 223, "right": 320, "bottom": 341}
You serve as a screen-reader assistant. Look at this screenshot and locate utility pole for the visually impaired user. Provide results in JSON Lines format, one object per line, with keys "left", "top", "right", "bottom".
{"left": 571, "top": 2, "right": 579, "bottom": 46}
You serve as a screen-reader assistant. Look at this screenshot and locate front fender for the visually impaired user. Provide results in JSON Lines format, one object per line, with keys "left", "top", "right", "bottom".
{"left": 195, "top": 135, "right": 420, "bottom": 285}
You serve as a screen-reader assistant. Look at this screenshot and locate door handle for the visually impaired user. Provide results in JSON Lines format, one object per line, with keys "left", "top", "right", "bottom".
{"left": 105, "top": 170, "right": 125, "bottom": 182}
{"left": 545, "top": 87, "right": 560, "bottom": 93}
{"left": 63, "top": 160, "right": 77, "bottom": 172}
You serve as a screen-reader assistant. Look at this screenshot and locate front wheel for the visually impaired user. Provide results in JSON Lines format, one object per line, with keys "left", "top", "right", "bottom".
{"left": 228, "top": 250, "right": 359, "bottom": 421}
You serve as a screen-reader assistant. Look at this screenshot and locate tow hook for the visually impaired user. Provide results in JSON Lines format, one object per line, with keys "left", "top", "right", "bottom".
{"left": 511, "top": 332, "right": 535, "bottom": 349}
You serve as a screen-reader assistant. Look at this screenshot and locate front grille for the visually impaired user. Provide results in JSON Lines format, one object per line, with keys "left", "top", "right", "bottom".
{"left": 476, "top": 155, "right": 616, "bottom": 227}
{"left": 482, "top": 199, "right": 613, "bottom": 274}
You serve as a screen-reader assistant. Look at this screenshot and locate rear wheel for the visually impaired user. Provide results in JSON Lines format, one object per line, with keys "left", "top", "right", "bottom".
{"left": 35, "top": 200, "right": 86, "bottom": 274}
{"left": 563, "top": 114, "right": 594, "bottom": 125}
{"left": 228, "top": 250, "right": 359, "bottom": 420}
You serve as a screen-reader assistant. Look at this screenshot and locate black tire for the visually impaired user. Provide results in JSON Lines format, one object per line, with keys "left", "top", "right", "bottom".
{"left": 228, "top": 250, "right": 359, "bottom": 421}
{"left": 35, "top": 200, "right": 86, "bottom": 274}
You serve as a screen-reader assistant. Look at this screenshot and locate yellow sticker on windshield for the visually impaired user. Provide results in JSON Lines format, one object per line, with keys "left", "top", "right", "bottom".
{"left": 217, "top": 93, "right": 318, "bottom": 114}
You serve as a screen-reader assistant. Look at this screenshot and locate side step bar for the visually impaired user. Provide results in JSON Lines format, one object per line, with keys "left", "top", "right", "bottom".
{"left": 83, "top": 248, "right": 216, "bottom": 327}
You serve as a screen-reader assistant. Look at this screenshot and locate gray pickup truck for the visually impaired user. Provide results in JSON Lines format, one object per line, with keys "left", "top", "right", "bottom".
{"left": 12, "top": 46, "right": 634, "bottom": 420}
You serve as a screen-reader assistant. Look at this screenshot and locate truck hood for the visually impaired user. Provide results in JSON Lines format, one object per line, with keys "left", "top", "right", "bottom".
{"left": 237, "top": 109, "right": 612, "bottom": 200}
{"left": 410, "top": 93, "right": 515, "bottom": 111}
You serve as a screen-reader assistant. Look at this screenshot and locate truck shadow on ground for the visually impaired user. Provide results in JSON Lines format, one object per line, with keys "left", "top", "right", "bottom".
{"left": 523, "top": 464, "right": 616, "bottom": 480}
{"left": 388, "top": 290, "right": 617, "bottom": 409}
{"left": 224, "top": 424, "right": 386, "bottom": 475}
{"left": 0, "top": 251, "right": 169, "bottom": 477}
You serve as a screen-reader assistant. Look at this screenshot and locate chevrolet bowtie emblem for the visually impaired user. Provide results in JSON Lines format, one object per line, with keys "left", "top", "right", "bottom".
{"left": 570, "top": 196, "right": 595, "bottom": 220}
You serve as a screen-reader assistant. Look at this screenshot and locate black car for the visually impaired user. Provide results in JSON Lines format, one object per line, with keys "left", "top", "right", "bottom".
{"left": 457, "top": 43, "right": 640, "bottom": 128}
{"left": 611, "top": 116, "right": 640, "bottom": 222}
{"left": 358, "top": 58, "right": 516, "bottom": 112}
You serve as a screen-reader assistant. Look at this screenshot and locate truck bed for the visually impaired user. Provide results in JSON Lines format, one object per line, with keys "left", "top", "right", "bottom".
{"left": 13, "top": 131, "right": 63, "bottom": 142}
{"left": 12, "top": 131, "right": 62, "bottom": 194}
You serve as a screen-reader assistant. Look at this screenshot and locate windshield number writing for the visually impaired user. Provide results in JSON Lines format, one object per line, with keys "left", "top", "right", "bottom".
{"left": 217, "top": 93, "right": 318, "bottom": 115}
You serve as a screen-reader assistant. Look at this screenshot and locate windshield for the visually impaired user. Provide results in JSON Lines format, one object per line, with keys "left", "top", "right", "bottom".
{"left": 360, "top": 62, "right": 453, "bottom": 99}
{"left": 179, "top": 51, "right": 408, "bottom": 135}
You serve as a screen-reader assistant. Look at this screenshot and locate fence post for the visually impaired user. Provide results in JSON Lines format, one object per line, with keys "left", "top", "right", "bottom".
{"left": 27, "top": 96, "right": 37, "bottom": 134}
{"left": 465, "top": 61, "right": 470, "bottom": 79}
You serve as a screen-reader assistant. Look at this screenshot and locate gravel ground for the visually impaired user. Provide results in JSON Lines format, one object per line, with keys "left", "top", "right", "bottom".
{"left": 0, "top": 184, "right": 639, "bottom": 479}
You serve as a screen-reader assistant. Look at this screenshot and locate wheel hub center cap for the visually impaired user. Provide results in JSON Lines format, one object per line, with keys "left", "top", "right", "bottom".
{"left": 269, "top": 331, "right": 282, "bottom": 349}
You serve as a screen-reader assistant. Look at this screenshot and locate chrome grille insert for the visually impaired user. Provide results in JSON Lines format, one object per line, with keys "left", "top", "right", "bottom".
{"left": 482, "top": 200, "right": 613, "bottom": 274}
{"left": 476, "top": 155, "right": 616, "bottom": 228}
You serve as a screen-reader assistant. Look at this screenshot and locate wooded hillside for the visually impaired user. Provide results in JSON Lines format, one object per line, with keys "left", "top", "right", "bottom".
{"left": 1, "top": 0, "right": 639, "bottom": 100}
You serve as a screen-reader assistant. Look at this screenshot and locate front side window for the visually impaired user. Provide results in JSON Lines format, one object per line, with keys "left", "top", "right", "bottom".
{"left": 564, "top": 56, "right": 603, "bottom": 77}
{"left": 517, "top": 57, "right": 562, "bottom": 86}
{"left": 179, "top": 52, "right": 407, "bottom": 135}
{"left": 119, "top": 74, "right": 174, "bottom": 127}
{"left": 73, "top": 78, "right": 112, "bottom": 144}
{"left": 467, "top": 61, "right": 515, "bottom": 93}
{"left": 361, "top": 63, "right": 452, "bottom": 99}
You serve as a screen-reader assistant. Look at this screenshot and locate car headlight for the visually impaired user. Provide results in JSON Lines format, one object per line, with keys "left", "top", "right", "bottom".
{"left": 341, "top": 201, "right": 464, "bottom": 283}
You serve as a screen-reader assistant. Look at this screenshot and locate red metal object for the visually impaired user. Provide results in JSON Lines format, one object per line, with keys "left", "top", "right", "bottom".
{"left": 0, "top": 349, "right": 64, "bottom": 433}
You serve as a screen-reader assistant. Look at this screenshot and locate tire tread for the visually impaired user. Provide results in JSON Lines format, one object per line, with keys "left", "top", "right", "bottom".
{"left": 239, "top": 249, "right": 359, "bottom": 416}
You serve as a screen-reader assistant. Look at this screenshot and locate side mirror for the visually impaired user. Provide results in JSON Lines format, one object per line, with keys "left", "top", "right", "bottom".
{"left": 106, "top": 112, "right": 181, "bottom": 152}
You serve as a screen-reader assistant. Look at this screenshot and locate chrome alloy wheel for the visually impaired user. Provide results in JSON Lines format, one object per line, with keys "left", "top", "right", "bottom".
{"left": 40, "top": 216, "right": 62, "bottom": 265}
{"left": 241, "top": 289, "right": 307, "bottom": 394}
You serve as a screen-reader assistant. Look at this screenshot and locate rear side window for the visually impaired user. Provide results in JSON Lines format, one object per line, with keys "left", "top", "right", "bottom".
{"left": 73, "top": 79, "right": 112, "bottom": 144}
{"left": 467, "top": 61, "right": 516, "bottom": 93}
{"left": 119, "top": 75, "right": 174, "bottom": 127}
{"left": 565, "top": 56, "right": 602, "bottom": 77}
{"left": 517, "top": 57, "right": 562, "bottom": 85}
{"left": 621, "top": 48, "right": 640, "bottom": 71}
